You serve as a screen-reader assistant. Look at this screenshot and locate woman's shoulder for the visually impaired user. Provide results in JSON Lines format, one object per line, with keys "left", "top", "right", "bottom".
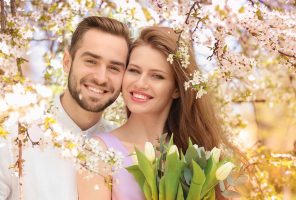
{"left": 93, "top": 131, "right": 130, "bottom": 155}
{"left": 90, "top": 132, "right": 110, "bottom": 151}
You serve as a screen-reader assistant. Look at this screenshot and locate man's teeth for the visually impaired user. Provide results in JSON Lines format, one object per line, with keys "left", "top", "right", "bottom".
{"left": 133, "top": 93, "right": 149, "bottom": 100}
{"left": 88, "top": 86, "right": 104, "bottom": 94}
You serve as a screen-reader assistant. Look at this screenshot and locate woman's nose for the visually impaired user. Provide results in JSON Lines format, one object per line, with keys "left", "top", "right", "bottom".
{"left": 134, "top": 75, "right": 149, "bottom": 89}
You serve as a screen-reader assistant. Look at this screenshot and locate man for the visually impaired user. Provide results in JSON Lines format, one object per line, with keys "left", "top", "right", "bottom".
{"left": 0, "top": 16, "right": 131, "bottom": 200}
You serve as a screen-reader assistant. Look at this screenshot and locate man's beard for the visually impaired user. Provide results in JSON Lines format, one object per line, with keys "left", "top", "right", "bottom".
{"left": 67, "top": 67, "right": 118, "bottom": 113}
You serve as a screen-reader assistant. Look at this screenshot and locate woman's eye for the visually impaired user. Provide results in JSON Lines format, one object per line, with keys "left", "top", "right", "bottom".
{"left": 127, "top": 68, "right": 140, "bottom": 73}
{"left": 152, "top": 74, "right": 164, "bottom": 79}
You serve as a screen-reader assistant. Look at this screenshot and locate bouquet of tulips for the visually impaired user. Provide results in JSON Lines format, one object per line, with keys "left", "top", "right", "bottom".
{"left": 127, "top": 136, "right": 246, "bottom": 200}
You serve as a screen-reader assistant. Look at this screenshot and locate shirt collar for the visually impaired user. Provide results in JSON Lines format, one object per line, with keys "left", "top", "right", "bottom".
{"left": 51, "top": 95, "right": 111, "bottom": 137}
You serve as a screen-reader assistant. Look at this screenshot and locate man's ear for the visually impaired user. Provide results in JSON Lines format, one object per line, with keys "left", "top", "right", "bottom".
{"left": 172, "top": 88, "right": 180, "bottom": 99}
{"left": 63, "top": 50, "right": 72, "bottom": 74}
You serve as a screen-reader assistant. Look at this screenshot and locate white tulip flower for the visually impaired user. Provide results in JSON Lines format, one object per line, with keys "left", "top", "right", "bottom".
{"left": 211, "top": 147, "right": 221, "bottom": 163}
{"left": 144, "top": 142, "right": 155, "bottom": 162}
{"left": 168, "top": 145, "right": 179, "bottom": 157}
{"left": 216, "top": 162, "right": 235, "bottom": 181}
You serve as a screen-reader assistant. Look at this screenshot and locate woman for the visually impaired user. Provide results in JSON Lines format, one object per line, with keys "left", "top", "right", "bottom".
{"left": 77, "top": 26, "right": 226, "bottom": 199}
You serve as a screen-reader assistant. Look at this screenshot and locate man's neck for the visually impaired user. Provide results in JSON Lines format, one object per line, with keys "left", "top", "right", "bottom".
{"left": 60, "top": 90, "right": 102, "bottom": 131}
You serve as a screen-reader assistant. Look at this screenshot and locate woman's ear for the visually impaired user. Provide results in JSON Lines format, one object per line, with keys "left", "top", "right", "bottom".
{"left": 172, "top": 88, "right": 180, "bottom": 99}
{"left": 63, "top": 50, "right": 72, "bottom": 74}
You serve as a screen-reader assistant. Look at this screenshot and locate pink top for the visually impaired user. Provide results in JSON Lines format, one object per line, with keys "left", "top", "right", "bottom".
{"left": 99, "top": 133, "right": 145, "bottom": 200}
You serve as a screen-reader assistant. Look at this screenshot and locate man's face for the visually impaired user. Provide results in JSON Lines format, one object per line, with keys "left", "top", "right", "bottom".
{"left": 64, "top": 29, "right": 129, "bottom": 112}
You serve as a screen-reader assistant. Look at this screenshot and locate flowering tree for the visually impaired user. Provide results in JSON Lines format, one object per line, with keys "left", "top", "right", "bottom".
{"left": 0, "top": 0, "right": 296, "bottom": 199}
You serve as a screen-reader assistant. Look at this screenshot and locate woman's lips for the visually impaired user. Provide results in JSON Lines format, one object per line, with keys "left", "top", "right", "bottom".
{"left": 130, "top": 91, "right": 153, "bottom": 103}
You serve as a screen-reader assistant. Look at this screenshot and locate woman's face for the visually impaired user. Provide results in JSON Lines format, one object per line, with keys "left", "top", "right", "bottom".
{"left": 122, "top": 45, "right": 179, "bottom": 116}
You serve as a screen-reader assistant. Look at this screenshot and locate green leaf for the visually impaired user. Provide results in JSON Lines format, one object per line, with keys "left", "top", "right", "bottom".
{"left": 135, "top": 148, "right": 158, "bottom": 200}
{"left": 238, "top": 6, "right": 245, "bottom": 13}
{"left": 185, "top": 145, "right": 207, "bottom": 169}
{"left": 168, "top": 134, "right": 174, "bottom": 147}
{"left": 256, "top": 9, "right": 263, "bottom": 20}
{"left": 142, "top": 7, "right": 153, "bottom": 21}
{"left": 200, "top": 156, "right": 219, "bottom": 198}
{"left": 183, "top": 167, "right": 192, "bottom": 185}
{"left": 181, "top": 181, "right": 190, "bottom": 195}
{"left": 159, "top": 176, "right": 165, "bottom": 200}
{"left": 186, "top": 160, "right": 205, "bottom": 200}
{"left": 223, "top": 45, "right": 228, "bottom": 53}
{"left": 164, "top": 152, "right": 183, "bottom": 200}
{"left": 143, "top": 181, "right": 152, "bottom": 200}
{"left": 176, "top": 183, "right": 184, "bottom": 200}
{"left": 196, "top": 148, "right": 207, "bottom": 169}
{"left": 126, "top": 165, "right": 146, "bottom": 190}
{"left": 188, "top": 138, "right": 193, "bottom": 147}
{"left": 185, "top": 146, "right": 198, "bottom": 164}
{"left": 203, "top": 189, "right": 215, "bottom": 200}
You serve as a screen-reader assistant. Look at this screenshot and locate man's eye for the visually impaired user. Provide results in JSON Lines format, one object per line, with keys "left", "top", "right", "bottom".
{"left": 109, "top": 66, "right": 120, "bottom": 72}
{"left": 86, "top": 60, "right": 96, "bottom": 64}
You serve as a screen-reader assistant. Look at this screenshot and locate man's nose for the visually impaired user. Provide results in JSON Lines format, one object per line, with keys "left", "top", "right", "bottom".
{"left": 94, "top": 65, "right": 108, "bottom": 84}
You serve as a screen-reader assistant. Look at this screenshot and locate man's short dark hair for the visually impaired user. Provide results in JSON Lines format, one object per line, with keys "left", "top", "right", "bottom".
{"left": 69, "top": 16, "right": 131, "bottom": 59}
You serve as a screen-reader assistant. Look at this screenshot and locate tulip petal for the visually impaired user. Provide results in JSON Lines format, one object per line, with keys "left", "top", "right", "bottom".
{"left": 216, "top": 162, "right": 235, "bottom": 181}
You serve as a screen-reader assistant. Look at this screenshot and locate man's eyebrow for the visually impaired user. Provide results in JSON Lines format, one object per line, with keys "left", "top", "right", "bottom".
{"left": 81, "top": 52, "right": 125, "bottom": 67}
{"left": 81, "top": 52, "right": 102, "bottom": 59}
{"left": 110, "top": 60, "right": 126, "bottom": 68}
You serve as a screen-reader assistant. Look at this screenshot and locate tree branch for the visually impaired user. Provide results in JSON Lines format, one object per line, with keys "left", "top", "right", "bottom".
{"left": 278, "top": 50, "right": 296, "bottom": 59}
{"left": 10, "top": 0, "right": 16, "bottom": 16}
{"left": 185, "top": 1, "right": 200, "bottom": 25}
{"left": 247, "top": 0, "right": 273, "bottom": 10}
{"left": 0, "top": 0, "right": 6, "bottom": 32}
{"left": 232, "top": 99, "right": 266, "bottom": 103}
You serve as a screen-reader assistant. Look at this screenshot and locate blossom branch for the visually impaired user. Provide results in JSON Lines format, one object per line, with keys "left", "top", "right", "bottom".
{"left": 174, "top": 1, "right": 203, "bottom": 44}
{"left": 25, "top": 131, "right": 41, "bottom": 146}
{"left": 16, "top": 123, "right": 27, "bottom": 200}
{"left": 185, "top": 1, "right": 201, "bottom": 25}
{"left": 192, "top": 17, "right": 205, "bottom": 34}
{"left": 31, "top": 37, "right": 59, "bottom": 42}
{"left": 207, "top": 40, "right": 219, "bottom": 61}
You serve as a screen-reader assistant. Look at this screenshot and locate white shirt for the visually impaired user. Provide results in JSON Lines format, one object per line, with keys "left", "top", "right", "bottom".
{"left": 0, "top": 96, "right": 116, "bottom": 200}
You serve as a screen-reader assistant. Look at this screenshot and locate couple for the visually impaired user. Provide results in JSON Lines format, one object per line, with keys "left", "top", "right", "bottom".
{"left": 0, "top": 16, "right": 223, "bottom": 200}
